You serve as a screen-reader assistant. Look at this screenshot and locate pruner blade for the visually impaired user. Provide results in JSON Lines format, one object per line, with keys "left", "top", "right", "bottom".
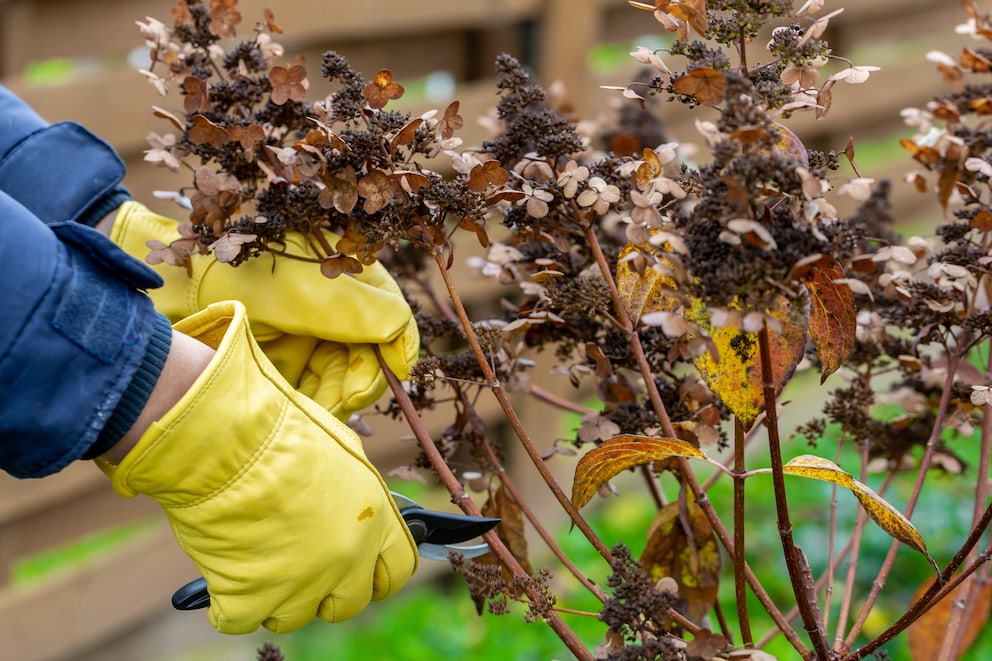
{"left": 171, "top": 491, "right": 500, "bottom": 611}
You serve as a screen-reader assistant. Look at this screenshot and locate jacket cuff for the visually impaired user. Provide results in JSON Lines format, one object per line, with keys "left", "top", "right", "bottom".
{"left": 0, "top": 121, "right": 128, "bottom": 226}
{"left": 84, "top": 313, "right": 173, "bottom": 459}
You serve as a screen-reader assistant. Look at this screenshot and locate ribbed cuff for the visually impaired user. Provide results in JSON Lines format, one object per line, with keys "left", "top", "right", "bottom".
{"left": 84, "top": 312, "right": 173, "bottom": 459}
{"left": 77, "top": 185, "right": 133, "bottom": 228}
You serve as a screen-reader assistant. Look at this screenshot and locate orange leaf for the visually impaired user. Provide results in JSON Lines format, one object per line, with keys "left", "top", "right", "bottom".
{"left": 802, "top": 259, "right": 856, "bottom": 383}
{"left": 635, "top": 147, "right": 663, "bottom": 190}
{"left": 667, "top": 0, "right": 709, "bottom": 37}
{"left": 908, "top": 576, "right": 992, "bottom": 661}
{"left": 363, "top": 69, "right": 404, "bottom": 109}
{"left": 938, "top": 164, "right": 960, "bottom": 212}
{"left": 690, "top": 296, "right": 806, "bottom": 429}
{"left": 673, "top": 67, "right": 725, "bottom": 106}
{"left": 390, "top": 117, "right": 424, "bottom": 154}
{"left": 571, "top": 435, "right": 705, "bottom": 510}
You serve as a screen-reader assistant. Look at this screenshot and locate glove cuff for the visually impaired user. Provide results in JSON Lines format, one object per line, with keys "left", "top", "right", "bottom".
{"left": 103, "top": 301, "right": 369, "bottom": 503}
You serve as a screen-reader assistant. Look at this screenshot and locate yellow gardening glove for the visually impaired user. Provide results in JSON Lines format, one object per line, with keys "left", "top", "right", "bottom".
{"left": 109, "top": 200, "right": 419, "bottom": 419}
{"left": 97, "top": 301, "right": 418, "bottom": 634}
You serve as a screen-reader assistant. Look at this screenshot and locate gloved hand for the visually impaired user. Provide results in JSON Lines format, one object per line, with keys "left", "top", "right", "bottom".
{"left": 109, "top": 200, "right": 419, "bottom": 419}
{"left": 97, "top": 301, "right": 418, "bottom": 633}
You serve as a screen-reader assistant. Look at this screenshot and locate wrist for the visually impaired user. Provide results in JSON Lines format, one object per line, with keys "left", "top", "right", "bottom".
{"left": 99, "top": 327, "right": 215, "bottom": 464}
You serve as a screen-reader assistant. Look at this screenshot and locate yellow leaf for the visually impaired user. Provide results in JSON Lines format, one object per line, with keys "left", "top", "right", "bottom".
{"left": 615, "top": 242, "right": 679, "bottom": 323}
{"left": 783, "top": 455, "right": 937, "bottom": 568}
{"left": 571, "top": 435, "right": 706, "bottom": 510}
{"left": 690, "top": 295, "right": 806, "bottom": 429}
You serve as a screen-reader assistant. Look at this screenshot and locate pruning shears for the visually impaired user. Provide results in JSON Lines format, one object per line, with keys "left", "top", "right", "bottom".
{"left": 171, "top": 491, "right": 500, "bottom": 610}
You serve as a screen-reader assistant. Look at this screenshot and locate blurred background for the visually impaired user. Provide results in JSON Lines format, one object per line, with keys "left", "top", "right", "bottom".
{"left": 0, "top": 1, "right": 969, "bottom": 659}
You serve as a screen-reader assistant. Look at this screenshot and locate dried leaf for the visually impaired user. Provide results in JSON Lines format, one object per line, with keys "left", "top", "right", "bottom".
{"left": 188, "top": 114, "right": 230, "bottom": 149}
{"left": 468, "top": 160, "right": 510, "bottom": 192}
{"left": 938, "top": 164, "right": 960, "bottom": 212}
{"left": 357, "top": 169, "right": 394, "bottom": 214}
{"left": 319, "top": 254, "right": 364, "bottom": 279}
{"left": 908, "top": 576, "right": 992, "bottom": 661}
{"left": 363, "top": 69, "right": 404, "bottom": 109}
{"left": 640, "top": 494, "right": 720, "bottom": 627}
{"left": 390, "top": 117, "right": 424, "bottom": 154}
{"left": 571, "top": 435, "right": 706, "bottom": 510}
{"left": 616, "top": 243, "right": 680, "bottom": 323}
{"left": 269, "top": 63, "right": 309, "bottom": 105}
{"left": 802, "top": 259, "right": 856, "bottom": 382}
{"left": 181, "top": 76, "right": 211, "bottom": 113}
{"left": 481, "top": 486, "right": 533, "bottom": 576}
{"left": 667, "top": 0, "right": 709, "bottom": 37}
{"left": 673, "top": 67, "right": 725, "bottom": 106}
{"left": 208, "top": 232, "right": 256, "bottom": 263}
{"left": 440, "top": 100, "right": 464, "bottom": 139}
{"left": 690, "top": 296, "right": 806, "bottom": 429}
{"left": 636, "top": 147, "right": 663, "bottom": 189}
{"left": 783, "top": 455, "right": 938, "bottom": 569}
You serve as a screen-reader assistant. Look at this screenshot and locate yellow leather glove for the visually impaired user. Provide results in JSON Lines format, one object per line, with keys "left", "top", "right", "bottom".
{"left": 97, "top": 301, "right": 418, "bottom": 634}
{"left": 109, "top": 200, "right": 419, "bottom": 419}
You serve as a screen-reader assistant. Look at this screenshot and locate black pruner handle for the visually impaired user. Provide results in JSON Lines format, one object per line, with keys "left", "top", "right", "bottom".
{"left": 173, "top": 576, "right": 211, "bottom": 610}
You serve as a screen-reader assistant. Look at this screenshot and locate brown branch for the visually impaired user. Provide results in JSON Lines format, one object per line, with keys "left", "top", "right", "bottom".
{"left": 733, "top": 418, "right": 753, "bottom": 647}
{"left": 434, "top": 252, "right": 614, "bottom": 563}
{"left": 375, "top": 346, "right": 594, "bottom": 660}
{"left": 580, "top": 223, "right": 807, "bottom": 655}
{"left": 758, "top": 325, "right": 835, "bottom": 660}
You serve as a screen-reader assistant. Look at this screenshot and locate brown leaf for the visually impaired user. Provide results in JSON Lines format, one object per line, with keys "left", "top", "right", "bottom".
{"left": 208, "top": 0, "right": 241, "bottom": 38}
{"left": 908, "top": 576, "right": 992, "bottom": 661}
{"left": 468, "top": 160, "right": 510, "bottom": 192}
{"left": 227, "top": 123, "right": 265, "bottom": 151}
{"left": 390, "top": 117, "right": 424, "bottom": 154}
{"left": 667, "top": 0, "right": 708, "bottom": 37}
{"left": 673, "top": 67, "right": 725, "bottom": 106}
{"left": 440, "top": 100, "right": 464, "bottom": 140}
{"left": 262, "top": 7, "right": 283, "bottom": 33}
{"left": 571, "top": 435, "right": 706, "bottom": 510}
{"left": 357, "top": 169, "right": 394, "bottom": 214}
{"left": 181, "top": 76, "right": 211, "bottom": 113}
{"left": 640, "top": 494, "right": 721, "bottom": 627}
{"left": 363, "top": 69, "right": 404, "bottom": 109}
{"left": 188, "top": 114, "right": 231, "bottom": 149}
{"left": 319, "top": 254, "right": 364, "bottom": 279}
{"left": 269, "top": 63, "right": 309, "bottom": 105}
{"left": 690, "top": 296, "right": 806, "bottom": 429}
{"left": 938, "top": 164, "right": 960, "bottom": 212}
{"left": 481, "top": 486, "right": 533, "bottom": 577}
{"left": 802, "top": 259, "right": 856, "bottom": 382}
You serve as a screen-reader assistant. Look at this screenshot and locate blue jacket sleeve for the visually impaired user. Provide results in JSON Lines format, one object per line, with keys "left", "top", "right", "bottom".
{"left": 0, "top": 191, "right": 171, "bottom": 477}
{"left": 0, "top": 83, "right": 132, "bottom": 227}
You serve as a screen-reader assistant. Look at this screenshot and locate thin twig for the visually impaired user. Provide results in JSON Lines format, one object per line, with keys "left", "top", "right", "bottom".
{"left": 842, "top": 352, "right": 963, "bottom": 649}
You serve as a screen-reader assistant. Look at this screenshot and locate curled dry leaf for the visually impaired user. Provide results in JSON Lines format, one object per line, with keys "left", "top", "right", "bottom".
{"left": 783, "top": 455, "right": 939, "bottom": 572}
{"left": 571, "top": 435, "right": 706, "bottom": 510}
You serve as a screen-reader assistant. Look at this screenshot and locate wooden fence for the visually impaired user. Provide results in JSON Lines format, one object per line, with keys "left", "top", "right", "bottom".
{"left": 0, "top": 0, "right": 968, "bottom": 659}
